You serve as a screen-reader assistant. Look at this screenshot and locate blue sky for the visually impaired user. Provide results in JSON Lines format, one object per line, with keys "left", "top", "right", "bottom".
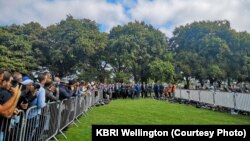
{"left": 0, "top": 0, "right": 249, "bottom": 37}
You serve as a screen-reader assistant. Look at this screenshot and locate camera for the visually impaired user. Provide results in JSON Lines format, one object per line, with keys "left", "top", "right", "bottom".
{"left": 22, "top": 97, "right": 29, "bottom": 104}
{"left": 33, "top": 83, "right": 40, "bottom": 89}
{"left": 11, "top": 79, "right": 20, "bottom": 87}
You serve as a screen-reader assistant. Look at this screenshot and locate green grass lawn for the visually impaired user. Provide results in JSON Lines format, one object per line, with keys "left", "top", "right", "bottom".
{"left": 55, "top": 98, "right": 250, "bottom": 141}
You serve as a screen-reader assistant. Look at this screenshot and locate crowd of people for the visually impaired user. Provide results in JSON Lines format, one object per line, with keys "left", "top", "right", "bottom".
{"left": 0, "top": 69, "right": 100, "bottom": 141}
{"left": 0, "top": 68, "right": 177, "bottom": 141}
{"left": 102, "top": 82, "right": 177, "bottom": 100}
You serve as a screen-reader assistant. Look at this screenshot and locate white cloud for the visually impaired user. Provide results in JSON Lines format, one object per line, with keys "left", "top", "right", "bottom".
{"left": 0, "top": 0, "right": 129, "bottom": 32}
{"left": 0, "top": 0, "right": 249, "bottom": 36}
{"left": 159, "top": 27, "right": 174, "bottom": 38}
{"left": 130, "top": 0, "right": 250, "bottom": 36}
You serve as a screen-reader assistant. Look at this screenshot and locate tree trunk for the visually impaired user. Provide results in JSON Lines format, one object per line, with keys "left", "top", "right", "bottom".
{"left": 185, "top": 76, "right": 190, "bottom": 89}
{"left": 199, "top": 78, "right": 204, "bottom": 87}
{"left": 227, "top": 78, "right": 231, "bottom": 86}
{"left": 217, "top": 80, "right": 221, "bottom": 88}
{"left": 209, "top": 78, "right": 215, "bottom": 86}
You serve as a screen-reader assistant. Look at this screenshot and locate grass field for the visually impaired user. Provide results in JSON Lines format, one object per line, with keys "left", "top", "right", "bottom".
{"left": 56, "top": 98, "right": 250, "bottom": 141}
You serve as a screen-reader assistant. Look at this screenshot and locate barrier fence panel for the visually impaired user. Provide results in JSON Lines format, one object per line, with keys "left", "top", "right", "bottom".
{"left": 175, "top": 89, "right": 250, "bottom": 112}
{"left": 180, "top": 90, "right": 190, "bottom": 100}
{"left": 235, "top": 93, "right": 250, "bottom": 112}
{"left": 0, "top": 115, "right": 12, "bottom": 141}
{"left": 189, "top": 90, "right": 200, "bottom": 102}
{"left": 58, "top": 97, "right": 77, "bottom": 139}
{"left": 175, "top": 89, "right": 181, "bottom": 98}
{"left": 214, "top": 92, "right": 234, "bottom": 108}
{"left": 98, "top": 90, "right": 103, "bottom": 102}
{"left": 91, "top": 91, "right": 95, "bottom": 106}
{"left": 199, "top": 90, "right": 214, "bottom": 105}
{"left": 75, "top": 96, "right": 85, "bottom": 120}
{"left": 22, "top": 105, "right": 48, "bottom": 141}
{"left": 87, "top": 93, "right": 91, "bottom": 109}
{"left": 45, "top": 101, "right": 61, "bottom": 141}
{"left": 0, "top": 110, "right": 25, "bottom": 141}
{"left": 0, "top": 89, "right": 104, "bottom": 141}
{"left": 83, "top": 95, "right": 88, "bottom": 113}
{"left": 2, "top": 88, "right": 250, "bottom": 141}
{"left": 94, "top": 91, "right": 98, "bottom": 104}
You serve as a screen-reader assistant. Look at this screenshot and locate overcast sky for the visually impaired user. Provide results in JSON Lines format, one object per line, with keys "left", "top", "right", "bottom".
{"left": 0, "top": 0, "right": 249, "bottom": 37}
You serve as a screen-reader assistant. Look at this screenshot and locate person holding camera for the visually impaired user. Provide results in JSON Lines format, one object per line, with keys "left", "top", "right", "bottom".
{"left": 7, "top": 75, "right": 35, "bottom": 141}
{"left": 0, "top": 70, "right": 22, "bottom": 118}
{"left": 44, "top": 80, "right": 57, "bottom": 102}
{"left": 17, "top": 77, "right": 38, "bottom": 111}
{"left": 59, "top": 78, "right": 72, "bottom": 100}
{"left": 23, "top": 73, "right": 46, "bottom": 141}
{"left": 0, "top": 71, "right": 22, "bottom": 141}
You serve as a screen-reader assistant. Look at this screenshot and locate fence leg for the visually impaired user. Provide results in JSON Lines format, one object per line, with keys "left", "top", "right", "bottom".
{"left": 52, "top": 136, "right": 59, "bottom": 141}
{"left": 231, "top": 93, "right": 238, "bottom": 115}
{"left": 213, "top": 91, "right": 216, "bottom": 106}
{"left": 84, "top": 111, "right": 88, "bottom": 116}
{"left": 72, "top": 121, "right": 78, "bottom": 127}
{"left": 75, "top": 118, "right": 81, "bottom": 123}
{"left": 59, "top": 130, "right": 67, "bottom": 139}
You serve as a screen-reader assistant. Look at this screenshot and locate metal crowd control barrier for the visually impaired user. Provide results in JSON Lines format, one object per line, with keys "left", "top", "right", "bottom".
{"left": 58, "top": 97, "right": 78, "bottom": 139}
{"left": 0, "top": 110, "right": 25, "bottom": 141}
{"left": 235, "top": 93, "right": 250, "bottom": 112}
{"left": 75, "top": 96, "right": 85, "bottom": 122}
{"left": 45, "top": 101, "right": 61, "bottom": 141}
{"left": 214, "top": 91, "right": 234, "bottom": 108}
{"left": 22, "top": 105, "right": 48, "bottom": 141}
{"left": 176, "top": 89, "right": 250, "bottom": 112}
{"left": 83, "top": 95, "right": 88, "bottom": 114}
{"left": 0, "top": 89, "right": 104, "bottom": 141}
{"left": 1, "top": 88, "right": 249, "bottom": 141}
{"left": 200, "top": 90, "right": 214, "bottom": 105}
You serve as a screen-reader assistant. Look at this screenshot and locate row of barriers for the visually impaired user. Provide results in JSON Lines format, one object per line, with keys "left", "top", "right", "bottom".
{"left": 1, "top": 88, "right": 249, "bottom": 141}
{"left": 0, "top": 90, "right": 103, "bottom": 141}
{"left": 175, "top": 89, "right": 250, "bottom": 112}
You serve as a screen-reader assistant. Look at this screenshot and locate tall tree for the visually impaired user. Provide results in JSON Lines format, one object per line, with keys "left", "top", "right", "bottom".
{"left": 40, "top": 15, "right": 107, "bottom": 77}
{"left": 107, "top": 21, "right": 174, "bottom": 83}
{"left": 0, "top": 28, "right": 37, "bottom": 74}
{"left": 170, "top": 20, "right": 233, "bottom": 87}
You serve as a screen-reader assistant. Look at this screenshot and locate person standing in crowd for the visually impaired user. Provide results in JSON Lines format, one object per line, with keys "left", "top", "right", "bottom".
{"left": 17, "top": 77, "right": 36, "bottom": 111}
{"left": 0, "top": 70, "right": 22, "bottom": 118}
{"left": 154, "top": 82, "right": 159, "bottom": 99}
{"left": 24, "top": 73, "right": 46, "bottom": 141}
{"left": 79, "top": 81, "right": 87, "bottom": 96}
{"left": 54, "top": 77, "right": 61, "bottom": 87}
{"left": 13, "top": 72, "right": 23, "bottom": 84}
{"left": 43, "top": 71, "right": 52, "bottom": 82}
{"left": 8, "top": 76, "right": 37, "bottom": 141}
{"left": 147, "top": 83, "right": 152, "bottom": 97}
{"left": 44, "top": 80, "right": 57, "bottom": 102}
{"left": 141, "top": 82, "right": 148, "bottom": 98}
{"left": 135, "top": 83, "right": 141, "bottom": 98}
{"left": 0, "top": 71, "right": 22, "bottom": 141}
{"left": 165, "top": 84, "right": 172, "bottom": 98}
{"left": 159, "top": 83, "right": 164, "bottom": 98}
{"left": 59, "top": 78, "right": 72, "bottom": 100}
{"left": 113, "top": 83, "right": 120, "bottom": 99}
{"left": 68, "top": 79, "right": 77, "bottom": 96}
{"left": 103, "top": 84, "right": 108, "bottom": 99}
{"left": 171, "top": 83, "right": 177, "bottom": 98}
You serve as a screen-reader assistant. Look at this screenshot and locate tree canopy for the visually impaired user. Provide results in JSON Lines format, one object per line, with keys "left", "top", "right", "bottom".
{"left": 170, "top": 20, "right": 250, "bottom": 88}
{"left": 1, "top": 17, "right": 250, "bottom": 86}
{"left": 107, "top": 21, "right": 174, "bottom": 83}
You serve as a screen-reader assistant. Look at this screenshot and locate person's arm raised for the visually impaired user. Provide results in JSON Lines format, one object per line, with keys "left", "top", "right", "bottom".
{"left": 0, "top": 85, "right": 22, "bottom": 118}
